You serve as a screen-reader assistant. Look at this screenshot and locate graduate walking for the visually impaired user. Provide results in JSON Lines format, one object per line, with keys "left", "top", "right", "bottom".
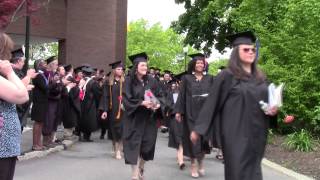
{"left": 100, "top": 61, "right": 125, "bottom": 159}
{"left": 122, "top": 52, "right": 165, "bottom": 180}
{"left": 175, "top": 53, "right": 214, "bottom": 178}
{"left": 191, "top": 31, "right": 278, "bottom": 180}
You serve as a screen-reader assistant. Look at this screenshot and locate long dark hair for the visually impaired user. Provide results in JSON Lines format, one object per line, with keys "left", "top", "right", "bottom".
{"left": 187, "top": 59, "right": 205, "bottom": 74}
{"left": 129, "top": 61, "right": 149, "bottom": 86}
{"left": 228, "top": 46, "right": 265, "bottom": 82}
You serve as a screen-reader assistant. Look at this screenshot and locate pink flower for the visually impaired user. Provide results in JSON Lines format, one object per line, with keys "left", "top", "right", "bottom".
{"left": 283, "top": 115, "right": 295, "bottom": 124}
{"left": 146, "top": 91, "right": 153, "bottom": 97}
{"left": 118, "top": 96, "right": 122, "bottom": 101}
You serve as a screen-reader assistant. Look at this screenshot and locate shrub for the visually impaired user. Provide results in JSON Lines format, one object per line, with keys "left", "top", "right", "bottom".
{"left": 284, "top": 129, "right": 314, "bottom": 152}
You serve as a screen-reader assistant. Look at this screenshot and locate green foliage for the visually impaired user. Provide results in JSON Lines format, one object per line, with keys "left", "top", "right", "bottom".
{"left": 127, "top": 19, "right": 197, "bottom": 74}
{"left": 267, "top": 129, "right": 276, "bottom": 145}
{"left": 28, "top": 42, "right": 58, "bottom": 66}
{"left": 284, "top": 129, "right": 314, "bottom": 152}
{"left": 208, "top": 59, "right": 228, "bottom": 76}
{"left": 174, "top": 0, "right": 320, "bottom": 136}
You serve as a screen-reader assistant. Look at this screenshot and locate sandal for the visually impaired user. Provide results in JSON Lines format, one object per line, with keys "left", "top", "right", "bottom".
{"left": 191, "top": 164, "right": 199, "bottom": 178}
{"left": 139, "top": 168, "right": 144, "bottom": 180}
{"left": 179, "top": 162, "right": 185, "bottom": 170}
{"left": 32, "top": 146, "right": 46, "bottom": 151}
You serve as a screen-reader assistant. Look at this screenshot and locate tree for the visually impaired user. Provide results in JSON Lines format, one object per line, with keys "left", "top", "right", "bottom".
{"left": 0, "top": 0, "right": 39, "bottom": 31}
{"left": 127, "top": 19, "right": 196, "bottom": 73}
{"left": 173, "top": 0, "right": 320, "bottom": 135}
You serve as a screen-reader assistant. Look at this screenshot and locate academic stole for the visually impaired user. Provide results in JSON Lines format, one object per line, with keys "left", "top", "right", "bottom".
{"left": 80, "top": 77, "right": 92, "bottom": 101}
{"left": 109, "top": 80, "right": 123, "bottom": 121}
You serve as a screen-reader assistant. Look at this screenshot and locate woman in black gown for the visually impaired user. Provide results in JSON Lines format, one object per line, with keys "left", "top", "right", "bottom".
{"left": 191, "top": 31, "right": 278, "bottom": 180}
{"left": 167, "top": 78, "right": 185, "bottom": 170}
{"left": 100, "top": 61, "right": 125, "bottom": 160}
{"left": 175, "top": 53, "right": 214, "bottom": 178}
{"left": 122, "top": 52, "right": 164, "bottom": 180}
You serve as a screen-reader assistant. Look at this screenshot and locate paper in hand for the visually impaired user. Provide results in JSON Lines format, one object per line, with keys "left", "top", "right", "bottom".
{"left": 268, "top": 83, "right": 284, "bottom": 108}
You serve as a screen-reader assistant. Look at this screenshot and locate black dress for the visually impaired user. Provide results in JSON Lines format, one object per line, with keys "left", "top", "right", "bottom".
{"left": 194, "top": 69, "right": 277, "bottom": 180}
{"left": 174, "top": 74, "right": 214, "bottom": 158}
{"left": 31, "top": 73, "right": 48, "bottom": 123}
{"left": 122, "top": 75, "right": 165, "bottom": 165}
{"left": 100, "top": 79, "right": 124, "bottom": 141}
{"left": 168, "top": 91, "right": 183, "bottom": 149}
{"left": 61, "top": 86, "right": 80, "bottom": 129}
{"left": 79, "top": 78, "right": 100, "bottom": 135}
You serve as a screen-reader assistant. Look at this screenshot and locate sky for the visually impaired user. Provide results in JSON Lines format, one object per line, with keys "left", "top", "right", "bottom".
{"left": 128, "top": 0, "right": 186, "bottom": 29}
{"left": 127, "top": 0, "right": 230, "bottom": 61}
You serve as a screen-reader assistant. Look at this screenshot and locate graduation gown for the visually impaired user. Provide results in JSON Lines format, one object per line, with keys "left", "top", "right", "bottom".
{"left": 79, "top": 78, "right": 100, "bottom": 134}
{"left": 168, "top": 91, "right": 183, "bottom": 149}
{"left": 13, "top": 68, "right": 31, "bottom": 127}
{"left": 61, "top": 86, "right": 81, "bottom": 129}
{"left": 43, "top": 72, "right": 63, "bottom": 136}
{"left": 194, "top": 69, "right": 277, "bottom": 180}
{"left": 99, "top": 79, "right": 124, "bottom": 141}
{"left": 31, "top": 73, "right": 49, "bottom": 122}
{"left": 122, "top": 75, "right": 165, "bottom": 165}
{"left": 174, "top": 74, "right": 214, "bottom": 158}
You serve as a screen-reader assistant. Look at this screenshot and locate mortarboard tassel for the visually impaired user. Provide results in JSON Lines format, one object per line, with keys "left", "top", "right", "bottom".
{"left": 255, "top": 38, "right": 260, "bottom": 61}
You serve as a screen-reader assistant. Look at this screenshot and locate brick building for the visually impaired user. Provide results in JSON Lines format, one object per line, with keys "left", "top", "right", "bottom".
{"left": 6, "top": 0, "right": 127, "bottom": 69}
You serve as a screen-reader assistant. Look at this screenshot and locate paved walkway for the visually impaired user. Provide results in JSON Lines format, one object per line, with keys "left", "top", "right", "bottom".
{"left": 16, "top": 130, "right": 297, "bottom": 180}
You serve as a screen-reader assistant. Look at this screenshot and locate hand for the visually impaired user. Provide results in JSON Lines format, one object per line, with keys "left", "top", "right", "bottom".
{"left": 26, "top": 69, "right": 38, "bottom": 79}
{"left": 0, "top": 60, "right": 14, "bottom": 77}
{"left": 78, "top": 79, "right": 86, "bottom": 88}
{"left": 27, "top": 84, "right": 34, "bottom": 91}
{"left": 175, "top": 113, "right": 182, "bottom": 122}
{"left": 61, "top": 77, "right": 69, "bottom": 85}
{"left": 141, "top": 101, "right": 153, "bottom": 109}
{"left": 67, "top": 82, "right": 77, "bottom": 89}
{"left": 152, "top": 103, "right": 160, "bottom": 110}
{"left": 101, "top": 112, "right": 108, "bottom": 119}
{"left": 190, "top": 131, "right": 199, "bottom": 145}
{"left": 266, "top": 106, "right": 278, "bottom": 116}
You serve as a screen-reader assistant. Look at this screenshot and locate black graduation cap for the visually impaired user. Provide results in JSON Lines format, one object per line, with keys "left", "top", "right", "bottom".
{"left": 163, "top": 70, "right": 172, "bottom": 75}
{"left": 174, "top": 71, "right": 188, "bottom": 81}
{"left": 109, "top": 61, "right": 124, "bottom": 69}
{"left": 74, "top": 66, "right": 83, "bottom": 73}
{"left": 46, "top": 56, "right": 57, "bottom": 64}
{"left": 168, "top": 78, "right": 178, "bottom": 85}
{"left": 81, "top": 63, "right": 91, "bottom": 68}
{"left": 64, "top": 64, "right": 72, "bottom": 72}
{"left": 188, "top": 53, "right": 205, "bottom": 60}
{"left": 128, "top": 52, "right": 148, "bottom": 64}
{"left": 149, "top": 67, "right": 155, "bottom": 70}
{"left": 11, "top": 48, "right": 24, "bottom": 59}
{"left": 155, "top": 67, "right": 161, "bottom": 71}
{"left": 82, "top": 66, "right": 95, "bottom": 74}
{"left": 226, "top": 31, "right": 256, "bottom": 47}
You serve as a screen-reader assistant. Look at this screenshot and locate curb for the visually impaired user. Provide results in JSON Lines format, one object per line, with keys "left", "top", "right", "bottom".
{"left": 18, "top": 139, "right": 76, "bottom": 161}
{"left": 262, "top": 158, "right": 315, "bottom": 180}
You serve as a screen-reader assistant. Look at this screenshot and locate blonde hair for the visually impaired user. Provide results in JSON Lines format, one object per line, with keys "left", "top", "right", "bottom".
{"left": 0, "top": 33, "right": 14, "bottom": 60}
{"left": 108, "top": 69, "right": 125, "bottom": 86}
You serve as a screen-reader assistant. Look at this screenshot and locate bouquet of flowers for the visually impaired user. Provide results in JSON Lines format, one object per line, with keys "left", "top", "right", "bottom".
{"left": 144, "top": 89, "right": 160, "bottom": 109}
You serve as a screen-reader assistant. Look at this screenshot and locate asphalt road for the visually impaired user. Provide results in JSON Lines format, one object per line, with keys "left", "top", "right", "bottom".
{"left": 14, "top": 132, "right": 295, "bottom": 180}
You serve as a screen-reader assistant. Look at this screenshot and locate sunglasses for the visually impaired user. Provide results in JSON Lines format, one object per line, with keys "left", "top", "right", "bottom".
{"left": 242, "top": 48, "right": 256, "bottom": 53}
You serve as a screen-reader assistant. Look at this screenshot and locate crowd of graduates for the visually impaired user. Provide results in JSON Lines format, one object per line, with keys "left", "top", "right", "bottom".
{"left": 1, "top": 31, "right": 279, "bottom": 180}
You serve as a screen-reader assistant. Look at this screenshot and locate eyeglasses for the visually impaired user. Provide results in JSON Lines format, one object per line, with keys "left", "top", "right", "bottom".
{"left": 242, "top": 48, "right": 256, "bottom": 53}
